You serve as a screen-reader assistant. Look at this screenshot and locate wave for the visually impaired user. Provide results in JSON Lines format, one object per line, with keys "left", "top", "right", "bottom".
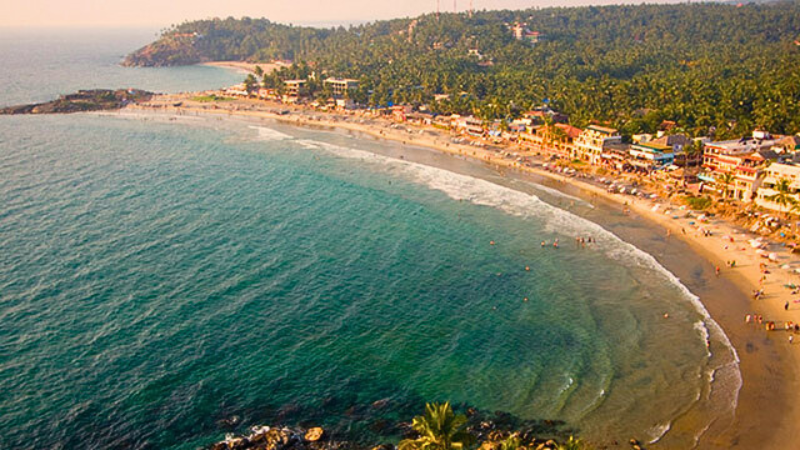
{"left": 302, "top": 138, "right": 743, "bottom": 443}
{"left": 249, "top": 125, "right": 294, "bottom": 141}
{"left": 514, "top": 179, "right": 595, "bottom": 209}
{"left": 648, "top": 422, "right": 672, "bottom": 444}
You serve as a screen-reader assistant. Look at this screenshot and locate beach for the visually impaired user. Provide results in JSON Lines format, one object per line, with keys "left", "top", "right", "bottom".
{"left": 200, "top": 61, "right": 289, "bottom": 75}
{"left": 119, "top": 94, "right": 800, "bottom": 448}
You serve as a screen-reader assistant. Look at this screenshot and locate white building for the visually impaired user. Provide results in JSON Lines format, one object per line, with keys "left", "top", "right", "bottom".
{"left": 573, "top": 125, "right": 622, "bottom": 165}
{"left": 755, "top": 163, "right": 800, "bottom": 213}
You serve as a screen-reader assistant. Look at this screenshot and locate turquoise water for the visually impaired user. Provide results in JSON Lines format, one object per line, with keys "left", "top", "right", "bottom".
{"left": 0, "top": 30, "right": 739, "bottom": 449}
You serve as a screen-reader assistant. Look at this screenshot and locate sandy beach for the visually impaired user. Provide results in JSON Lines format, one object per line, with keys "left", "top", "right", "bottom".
{"left": 121, "top": 95, "right": 800, "bottom": 449}
{"left": 201, "top": 61, "right": 289, "bottom": 75}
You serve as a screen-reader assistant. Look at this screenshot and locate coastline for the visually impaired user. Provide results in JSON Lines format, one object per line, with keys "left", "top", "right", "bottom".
{"left": 200, "top": 61, "right": 288, "bottom": 75}
{"left": 117, "top": 97, "right": 800, "bottom": 448}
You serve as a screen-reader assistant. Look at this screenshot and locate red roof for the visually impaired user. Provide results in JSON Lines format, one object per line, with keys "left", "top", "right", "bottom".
{"left": 555, "top": 123, "right": 582, "bottom": 139}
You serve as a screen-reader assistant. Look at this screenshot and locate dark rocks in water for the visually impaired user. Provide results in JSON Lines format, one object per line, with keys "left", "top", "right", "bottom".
{"left": 0, "top": 89, "right": 153, "bottom": 115}
{"left": 370, "top": 399, "right": 390, "bottom": 410}
{"left": 218, "top": 415, "right": 242, "bottom": 430}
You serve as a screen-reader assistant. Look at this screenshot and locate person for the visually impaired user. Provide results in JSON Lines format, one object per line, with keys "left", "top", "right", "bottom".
{"left": 790, "top": 335, "right": 794, "bottom": 345}
{"left": 541, "top": 240, "right": 546, "bottom": 247}
{"left": 786, "top": 301, "right": 790, "bottom": 311}
{"left": 715, "top": 266, "right": 720, "bottom": 277}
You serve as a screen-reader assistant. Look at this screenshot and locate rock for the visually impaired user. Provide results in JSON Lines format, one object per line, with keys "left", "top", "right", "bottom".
{"left": 305, "top": 427, "right": 325, "bottom": 442}
{"left": 370, "top": 445, "right": 394, "bottom": 450}
{"left": 371, "top": 398, "right": 390, "bottom": 409}
{"left": 263, "top": 428, "right": 292, "bottom": 450}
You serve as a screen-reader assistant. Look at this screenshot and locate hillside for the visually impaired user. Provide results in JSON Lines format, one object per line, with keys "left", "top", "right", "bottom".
{"left": 125, "top": 2, "right": 800, "bottom": 138}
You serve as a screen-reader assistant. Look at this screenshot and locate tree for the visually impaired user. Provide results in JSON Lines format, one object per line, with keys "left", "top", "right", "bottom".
{"left": 254, "top": 65, "right": 264, "bottom": 78}
{"left": 717, "top": 172, "right": 735, "bottom": 199}
{"left": 398, "top": 403, "right": 475, "bottom": 450}
{"left": 765, "top": 177, "right": 797, "bottom": 220}
{"left": 244, "top": 74, "right": 258, "bottom": 96}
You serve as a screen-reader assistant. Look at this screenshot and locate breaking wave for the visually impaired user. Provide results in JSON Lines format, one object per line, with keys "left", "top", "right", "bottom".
{"left": 301, "top": 138, "right": 742, "bottom": 445}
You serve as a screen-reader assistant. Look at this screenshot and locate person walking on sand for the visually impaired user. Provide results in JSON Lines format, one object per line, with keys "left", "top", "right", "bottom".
{"left": 786, "top": 301, "right": 790, "bottom": 311}
{"left": 715, "top": 266, "right": 720, "bottom": 277}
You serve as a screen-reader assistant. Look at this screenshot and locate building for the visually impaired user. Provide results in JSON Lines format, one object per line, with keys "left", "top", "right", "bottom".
{"left": 522, "top": 108, "right": 568, "bottom": 125}
{"left": 324, "top": 78, "right": 359, "bottom": 97}
{"left": 701, "top": 132, "right": 783, "bottom": 200}
{"left": 455, "top": 116, "right": 484, "bottom": 137}
{"left": 224, "top": 84, "right": 249, "bottom": 97}
{"left": 573, "top": 125, "right": 622, "bottom": 165}
{"left": 629, "top": 141, "right": 675, "bottom": 170}
{"left": 755, "top": 162, "right": 800, "bottom": 212}
{"left": 283, "top": 80, "right": 308, "bottom": 99}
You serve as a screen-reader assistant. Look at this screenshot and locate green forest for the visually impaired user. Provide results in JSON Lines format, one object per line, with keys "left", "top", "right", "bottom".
{"left": 125, "top": 1, "right": 800, "bottom": 138}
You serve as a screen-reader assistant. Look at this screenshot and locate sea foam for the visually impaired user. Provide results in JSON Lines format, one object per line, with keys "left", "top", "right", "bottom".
{"left": 302, "top": 138, "right": 743, "bottom": 443}
{"left": 250, "top": 125, "right": 294, "bottom": 141}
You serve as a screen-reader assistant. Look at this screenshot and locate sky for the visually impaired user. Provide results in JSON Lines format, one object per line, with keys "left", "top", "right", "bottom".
{"left": 0, "top": 0, "right": 690, "bottom": 29}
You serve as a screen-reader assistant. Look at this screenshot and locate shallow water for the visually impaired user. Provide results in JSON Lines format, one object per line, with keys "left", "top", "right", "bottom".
{"left": 0, "top": 112, "right": 739, "bottom": 448}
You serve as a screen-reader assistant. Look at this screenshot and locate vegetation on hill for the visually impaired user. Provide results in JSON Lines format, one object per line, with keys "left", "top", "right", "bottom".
{"left": 125, "top": 2, "right": 800, "bottom": 138}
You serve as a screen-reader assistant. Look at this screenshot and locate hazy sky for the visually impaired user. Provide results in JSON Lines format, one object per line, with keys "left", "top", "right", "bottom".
{"left": 0, "top": 0, "right": 689, "bottom": 28}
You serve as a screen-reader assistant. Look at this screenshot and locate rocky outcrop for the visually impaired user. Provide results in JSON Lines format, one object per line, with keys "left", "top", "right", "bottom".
{"left": 0, "top": 89, "right": 153, "bottom": 115}
{"left": 208, "top": 409, "right": 594, "bottom": 450}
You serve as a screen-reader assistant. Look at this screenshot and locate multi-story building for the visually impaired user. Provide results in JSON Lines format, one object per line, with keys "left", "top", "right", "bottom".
{"left": 628, "top": 141, "right": 675, "bottom": 170}
{"left": 701, "top": 132, "right": 782, "bottom": 200}
{"left": 573, "top": 125, "right": 622, "bottom": 165}
{"left": 755, "top": 162, "right": 800, "bottom": 212}
{"left": 283, "top": 79, "right": 307, "bottom": 100}
{"left": 324, "top": 78, "right": 359, "bottom": 97}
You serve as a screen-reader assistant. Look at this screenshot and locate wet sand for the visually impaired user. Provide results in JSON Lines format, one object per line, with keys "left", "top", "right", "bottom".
{"left": 116, "top": 99, "right": 800, "bottom": 449}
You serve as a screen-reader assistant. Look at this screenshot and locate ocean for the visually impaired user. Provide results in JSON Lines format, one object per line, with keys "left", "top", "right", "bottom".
{"left": 0, "top": 29, "right": 740, "bottom": 449}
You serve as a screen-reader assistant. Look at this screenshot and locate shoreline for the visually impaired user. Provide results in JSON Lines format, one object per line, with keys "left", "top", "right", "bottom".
{"left": 118, "top": 98, "right": 800, "bottom": 448}
{"left": 200, "top": 61, "right": 288, "bottom": 75}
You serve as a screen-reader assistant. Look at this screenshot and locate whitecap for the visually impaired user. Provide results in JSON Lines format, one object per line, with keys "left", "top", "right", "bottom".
{"left": 249, "top": 125, "right": 293, "bottom": 141}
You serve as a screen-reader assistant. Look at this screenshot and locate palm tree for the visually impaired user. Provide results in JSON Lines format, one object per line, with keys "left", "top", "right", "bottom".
{"left": 243, "top": 74, "right": 258, "bottom": 96}
{"left": 765, "top": 177, "right": 798, "bottom": 220}
{"left": 399, "top": 403, "right": 474, "bottom": 450}
{"left": 557, "top": 436, "right": 593, "bottom": 450}
{"left": 717, "top": 172, "right": 735, "bottom": 199}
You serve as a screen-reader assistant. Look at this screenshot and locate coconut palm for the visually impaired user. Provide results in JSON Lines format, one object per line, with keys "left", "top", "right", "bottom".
{"left": 399, "top": 402, "right": 474, "bottom": 450}
{"left": 765, "top": 177, "right": 798, "bottom": 220}
{"left": 717, "top": 172, "right": 735, "bottom": 199}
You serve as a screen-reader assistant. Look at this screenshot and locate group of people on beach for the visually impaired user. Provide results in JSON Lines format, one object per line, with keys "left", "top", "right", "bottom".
{"left": 574, "top": 235, "right": 595, "bottom": 248}
{"left": 745, "top": 314, "right": 799, "bottom": 342}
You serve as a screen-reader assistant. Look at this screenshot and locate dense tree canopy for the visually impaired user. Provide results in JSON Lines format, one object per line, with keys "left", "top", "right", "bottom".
{"left": 126, "top": 2, "right": 800, "bottom": 138}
